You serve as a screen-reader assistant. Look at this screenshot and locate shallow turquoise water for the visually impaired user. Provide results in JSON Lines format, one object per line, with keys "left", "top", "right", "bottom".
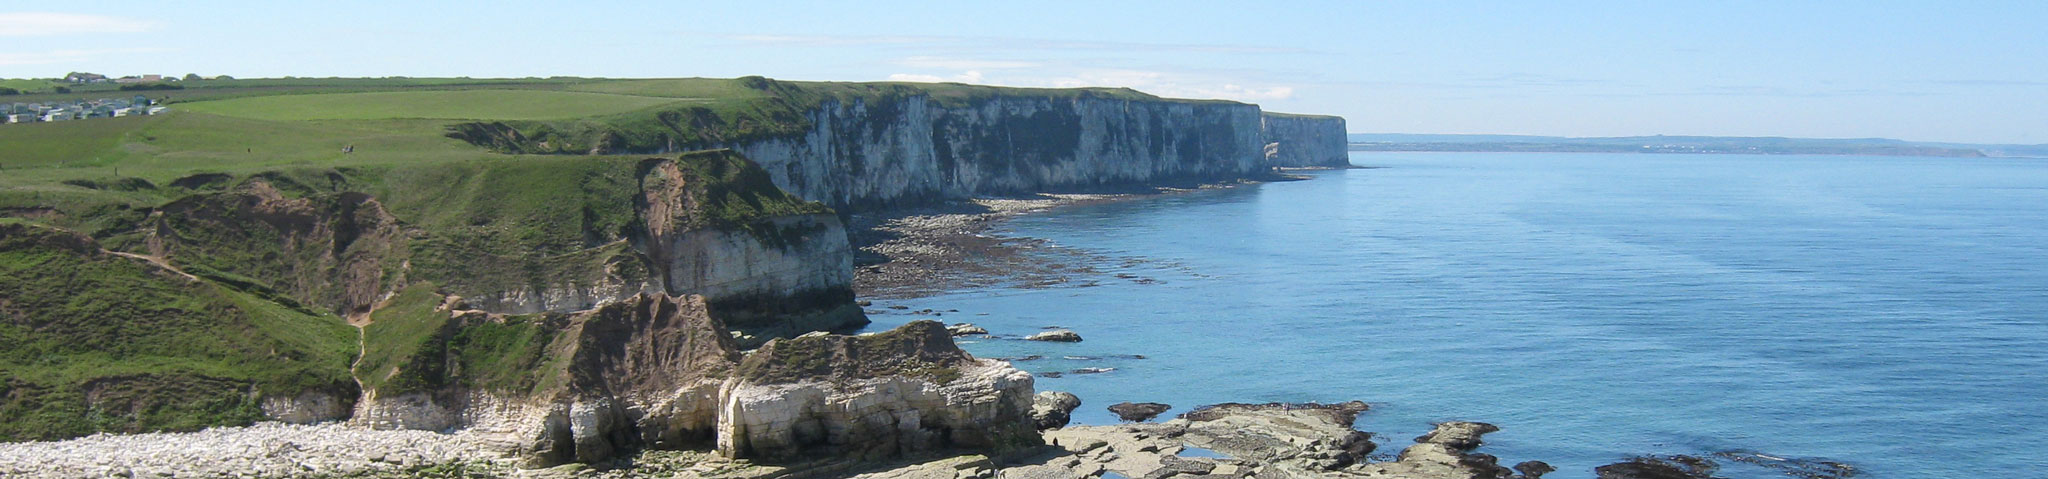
{"left": 860, "top": 152, "right": 2048, "bottom": 478}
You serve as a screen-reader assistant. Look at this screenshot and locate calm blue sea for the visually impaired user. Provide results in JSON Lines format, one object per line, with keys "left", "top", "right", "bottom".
{"left": 860, "top": 152, "right": 2048, "bottom": 478}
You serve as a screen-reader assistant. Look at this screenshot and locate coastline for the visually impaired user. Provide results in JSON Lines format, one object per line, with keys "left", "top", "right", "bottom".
{"left": 850, "top": 176, "right": 1306, "bottom": 300}
{"left": 0, "top": 168, "right": 1875, "bottom": 479}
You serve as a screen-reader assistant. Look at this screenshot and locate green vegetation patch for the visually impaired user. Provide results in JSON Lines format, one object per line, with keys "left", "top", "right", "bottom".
{"left": 178, "top": 90, "right": 685, "bottom": 121}
{"left": 0, "top": 115, "right": 157, "bottom": 170}
{"left": 356, "top": 283, "right": 565, "bottom": 397}
{"left": 0, "top": 223, "right": 358, "bottom": 441}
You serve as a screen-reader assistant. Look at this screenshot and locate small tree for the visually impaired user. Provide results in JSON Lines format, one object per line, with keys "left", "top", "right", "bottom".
{"left": 183, "top": 73, "right": 202, "bottom": 82}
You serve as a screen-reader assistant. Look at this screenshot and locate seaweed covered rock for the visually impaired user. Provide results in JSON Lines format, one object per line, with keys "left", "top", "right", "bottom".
{"left": 717, "top": 320, "right": 1039, "bottom": 460}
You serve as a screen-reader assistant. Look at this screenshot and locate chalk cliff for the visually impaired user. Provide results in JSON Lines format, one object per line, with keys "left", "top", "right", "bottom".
{"left": 723, "top": 93, "right": 1267, "bottom": 209}
{"left": 450, "top": 80, "right": 1323, "bottom": 210}
{"left": 1261, "top": 112, "right": 1351, "bottom": 167}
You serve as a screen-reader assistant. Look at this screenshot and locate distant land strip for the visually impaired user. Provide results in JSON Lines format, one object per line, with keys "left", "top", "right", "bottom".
{"left": 1349, "top": 134, "right": 2048, "bottom": 158}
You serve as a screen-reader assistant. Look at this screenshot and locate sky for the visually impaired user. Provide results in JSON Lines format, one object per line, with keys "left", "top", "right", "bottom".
{"left": 3, "top": 1, "right": 2044, "bottom": 144}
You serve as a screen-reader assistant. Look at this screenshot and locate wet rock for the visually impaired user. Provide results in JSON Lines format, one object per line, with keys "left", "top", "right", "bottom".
{"left": 1070, "top": 367, "right": 1116, "bottom": 374}
{"left": 1416, "top": 421, "right": 1501, "bottom": 450}
{"left": 1595, "top": 455, "right": 1718, "bottom": 479}
{"left": 1516, "top": 460, "right": 1556, "bottom": 478}
{"left": 948, "top": 323, "right": 989, "bottom": 336}
{"left": 1351, "top": 417, "right": 1515, "bottom": 479}
{"left": 1032, "top": 391, "right": 1083, "bottom": 429}
{"left": 1038, "top": 371, "right": 1065, "bottom": 378}
{"left": 1027, "top": 330, "right": 1083, "bottom": 342}
{"left": 1109, "top": 402, "right": 1173, "bottom": 422}
{"left": 888, "top": 305, "right": 910, "bottom": 310}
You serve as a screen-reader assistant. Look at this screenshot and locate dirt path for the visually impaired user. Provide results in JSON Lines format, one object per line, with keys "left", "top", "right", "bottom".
{"left": 107, "top": 251, "right": 200, "bottom": 281}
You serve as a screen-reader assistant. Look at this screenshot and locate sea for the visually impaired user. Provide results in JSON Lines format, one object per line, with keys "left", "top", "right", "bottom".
{"left": 859, "top": 152, "right": 2048, "bottom": 478}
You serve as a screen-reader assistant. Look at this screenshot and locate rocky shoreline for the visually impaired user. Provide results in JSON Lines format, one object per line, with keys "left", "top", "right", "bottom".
{"left": 849, "top": 178, "right": 1302, "bottom": 299}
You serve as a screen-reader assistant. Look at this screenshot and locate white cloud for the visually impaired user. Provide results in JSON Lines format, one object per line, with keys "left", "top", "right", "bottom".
{"left": 887, "top": 70, "right": 986, "bottom": 84}
{"left": 0, "top": 47, "right": 168, "bottom": 66}
{"left": 1040, "top": 69, "right": 1297, "bottom": 101}
{"left": 0, "top": 12, "right": 158, "bottom": 36}
{"left": 893, "top": 56, "right": 1037, "bottom": 70}
{"left": 718, "top": 32, "right": 1307, "bottom": 54}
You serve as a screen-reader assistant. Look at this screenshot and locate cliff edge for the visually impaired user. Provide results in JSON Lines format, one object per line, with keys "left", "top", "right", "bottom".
{"left": 1262, "top": 112, "right": 1351, "bottom": 168}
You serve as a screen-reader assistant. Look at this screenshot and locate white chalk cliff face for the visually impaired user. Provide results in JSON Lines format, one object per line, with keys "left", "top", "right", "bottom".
{"left": 725, "top": 95, "right": 1268, "bottom": 208}
{"left": 1261, "top": 113, "right": 1351, "bottom": 167}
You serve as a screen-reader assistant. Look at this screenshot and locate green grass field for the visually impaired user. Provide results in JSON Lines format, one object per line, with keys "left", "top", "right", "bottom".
{"left": 176, "top": 89, "right": 686, "bottom": 121}
{"left": 1, "top": 79, "right": 61, "bottom": 94}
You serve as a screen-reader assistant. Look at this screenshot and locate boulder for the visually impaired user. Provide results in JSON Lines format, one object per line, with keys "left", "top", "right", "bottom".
{"left": 1416, "top": 421, "right": 1501, "bottom": 451}
{"left": 1516, "top": 460, "right": 1557, "bottom": 478}
{"left": 948, "top": 323, "right": 990, "bottom": 336}
{"left": 717, "top": 320, "right": 1040, "bottom": 460}
{"left": 1595, "top": 456, "right": 1719, "bottom": 479}
{"left": 1031, "top": 392, "right": 1082, "bottom": 429}
{"left": 1108, "top": 402, "right": 1172, "bottom": 422}
{"left": 1350, "top": 418, "right": 1517, "bottom": 479}
{"left": 1026, "top": 330, "right": 1082, "bottom": 342}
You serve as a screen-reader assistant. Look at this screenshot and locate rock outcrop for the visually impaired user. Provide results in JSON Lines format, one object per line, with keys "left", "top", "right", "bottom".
{"left": 718, "top": 320, "right": 1040, "bottom": 460}
{"left": 948, "top": 323, "right": 989, "bottom": 336}
{"left": 356, "top": 309, "right": 1038, "bottom": 467}
{"left": 1261, "top": 112, "right": 1351, "bottom": 168}
{"left": 1031, "top": 391, "right": 1082, "bottom": 430}
{"left": 1026, "top": 330, "right": 1083, "bottom": 342}
{"left": 1107, "top": 402, "right": 1172, "bottom": 422}
{"left": 1351, "top": 421, "right": 1522, "bottom": 479}
{"left": 353, "top": 293, "right": 739, "bottom": 465}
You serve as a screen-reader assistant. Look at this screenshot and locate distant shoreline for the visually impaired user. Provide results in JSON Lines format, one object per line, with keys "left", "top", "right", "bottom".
{"left": 1350, "top": 143, "right": 2008, "bottom": 158}
{"left": 1348, "top": 133, "right": 2048, "bottom": 159}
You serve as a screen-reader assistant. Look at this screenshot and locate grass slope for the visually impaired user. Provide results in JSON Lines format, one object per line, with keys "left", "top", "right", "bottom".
{"left": 0, "top": 223, "right": 358, "bottom": 441}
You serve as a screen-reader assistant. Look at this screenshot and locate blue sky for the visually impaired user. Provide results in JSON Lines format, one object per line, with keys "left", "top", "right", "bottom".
{"left": 4, "top": 1, "right": 2044, "bottom": 144}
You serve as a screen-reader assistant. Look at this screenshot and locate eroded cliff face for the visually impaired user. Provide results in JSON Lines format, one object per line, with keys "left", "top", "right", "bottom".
{"left": 354, "top": 296, "right": 1034, "bottom": 467}
{"left": 459, "top": 155, "right": 856, "bottom": 329}
{"left": 722, "top": 95, "right": 1266, "bottom": 209}
{"left": 146, "top": 179, "right": 407, "bottom": 318}
{"left": 1261, "top": 112, "right": 1351, "bottom": 168}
